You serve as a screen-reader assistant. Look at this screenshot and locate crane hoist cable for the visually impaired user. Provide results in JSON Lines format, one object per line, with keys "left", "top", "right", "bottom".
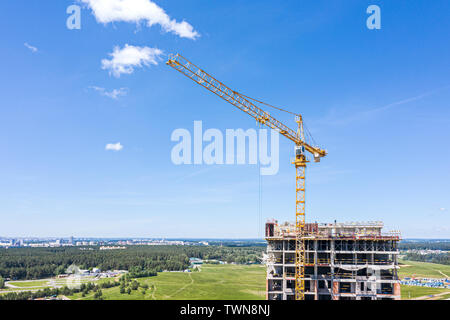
{"left": 258, "top": 121, "right": 263, "bottom": 239}
{"left": 237, "top": 92, "right": 300, "bottom": 117}
{"left": 239, "top": 92, "right": 321, "bottom": 150}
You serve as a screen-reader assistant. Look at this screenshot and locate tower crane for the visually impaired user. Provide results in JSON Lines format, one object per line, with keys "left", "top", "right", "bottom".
{"left": 166, "top": 53, "right": 327, "bottom": 300}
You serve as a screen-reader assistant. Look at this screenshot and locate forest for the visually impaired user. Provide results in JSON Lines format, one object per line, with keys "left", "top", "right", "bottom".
{"left": 0, "top": 245, "right": 263, "bottom": 280}
{"left": 399, "top": 241, "right": 450, "bottom": 251}
{"left": 402, "top": 252, "right": 449, "bottom": 265}
{"left": 399, "top": 240, "right": 449, "bottom": 265}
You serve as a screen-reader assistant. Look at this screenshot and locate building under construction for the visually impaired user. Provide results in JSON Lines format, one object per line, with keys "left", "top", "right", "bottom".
{"left": 165, "top": 54, "right": 401, "bottom": 300}
{"left": 265, "top": 220, "right": 401, "bottom": 300}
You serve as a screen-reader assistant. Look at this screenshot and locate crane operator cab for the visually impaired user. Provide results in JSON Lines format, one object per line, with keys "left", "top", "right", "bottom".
{"left": 295, "top": 145, "right": 306, "bottom": 161}
{"left": 296, "top": 145, "right": 322, "bottom": 163}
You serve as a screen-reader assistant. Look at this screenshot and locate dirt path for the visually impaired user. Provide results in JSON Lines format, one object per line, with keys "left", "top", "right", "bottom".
{"left": 76, "top": 292, "right": 96, "bottom": 300}
{"left": 5, "top": 281, "right": 50, "bottom": 290}
{"left": 436, "top": 270, "right": 449, "bottom": 279}
{"left": 166, "top": 273, "right": 194, "bottom": 299}
{"left": 151, "top": 284, "right": 157, "bottom": 300}
{"left": 0, "top": 289, "right": 42, "bottom": 294}
{"left": 412, "top": 291, "right": 450, "bottom": 300}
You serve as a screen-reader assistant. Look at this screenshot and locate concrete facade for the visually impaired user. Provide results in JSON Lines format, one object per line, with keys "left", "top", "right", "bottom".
{"left": 265, "top": 221, "right": 401, "bottom": 300}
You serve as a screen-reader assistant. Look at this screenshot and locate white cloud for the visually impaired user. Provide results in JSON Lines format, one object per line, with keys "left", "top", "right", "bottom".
{"left": 90, "top": 86, "right": 128, "bottom": 99}
{"left": 440, "top": 207, "right": 446, "bottom": 212}
{"left": 24, "top": 43, "right": 38, "bottom": 53}
{"left": 101, "top": 44, "right": 163, "bottom": 77}
{"left": 80, "top": 0, "right": 199, "bottom": 39}
{"left": 105, "top": 142, "right": 124, "bottom": 151}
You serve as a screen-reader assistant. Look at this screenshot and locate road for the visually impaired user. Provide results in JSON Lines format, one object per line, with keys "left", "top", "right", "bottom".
{"left": 412, "top": 291, "right": 450, "bottom": 300}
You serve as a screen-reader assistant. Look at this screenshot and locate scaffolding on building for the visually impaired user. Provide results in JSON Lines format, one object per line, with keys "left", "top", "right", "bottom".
{"left": 265, "top": 220, "right": 402, "bottom": 300}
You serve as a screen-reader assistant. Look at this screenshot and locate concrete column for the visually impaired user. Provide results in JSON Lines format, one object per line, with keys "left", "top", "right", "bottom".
{"left": 309, "top": 280, "right": 318, "bottom": 300}
{"left": 371, "top": 240, "right": 375, "bottom": 266}
{"left": 356, "top": 280, "right": 361, "bottom": 295}
{"left": 332, "top": 281, "right": 339, "bottom": 300}
{"left": 314, "top": 240, "right": 318, "bottom": 300}
{"left": 330, "top": 239, "right": 335, "bottom": 277}
{"left": 282, "top": 240, "right": 286, "bottom": 299}
{"left": 394, "top": 282, "right": 401, "bottom": 300}
{"left": 313, "top": 240, "right": 318, "bottom": 278}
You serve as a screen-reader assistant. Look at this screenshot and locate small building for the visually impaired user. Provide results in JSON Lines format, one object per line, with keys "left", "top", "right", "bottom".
{"left": 189, "top": 258, "right": 203, "bottom": 266}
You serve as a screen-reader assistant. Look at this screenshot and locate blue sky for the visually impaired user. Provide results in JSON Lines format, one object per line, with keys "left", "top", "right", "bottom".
{"left": 0, "top": 0, "right": 449, "bottom": 238}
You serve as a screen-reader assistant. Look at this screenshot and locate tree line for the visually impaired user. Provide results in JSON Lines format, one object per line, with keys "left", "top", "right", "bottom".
{"left": 403, "top": 252, "right": 449, "bottom": 265}
{"left": 0, "top": 280, "right": 119, "bottom": 301}
{"left": 399, "top": 241, "right": 450, "bottom": 251}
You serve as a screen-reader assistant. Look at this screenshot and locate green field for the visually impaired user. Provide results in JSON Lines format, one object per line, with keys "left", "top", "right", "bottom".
{"left": 3, "top": 260, "right": 449, "bottom": 300}
{"left": 401, "top": 285, "right": 449, "bottom": 300}
{"left": 73, "top": 261, "right": 449, "bottom": 301}
{"left": 69, "top": 264, "right": 266, "bottom": 300}
{"left": 398, "top": 260, "right": 450, "bottom": 300}
{"left": 398, "top": 259, "right": 450, "bottom": 279}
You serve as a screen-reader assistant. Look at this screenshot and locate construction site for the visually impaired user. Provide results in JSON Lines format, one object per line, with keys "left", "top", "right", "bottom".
{"left": 265, "top": 220, "right": 401, "bottom": 300}
{"left": 166, "top": 54, "right": 403, "bottom": 301}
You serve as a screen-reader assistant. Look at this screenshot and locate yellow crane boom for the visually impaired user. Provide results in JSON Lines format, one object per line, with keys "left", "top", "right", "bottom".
{"left": 166, "top": 53, "right": 326, "bottom": 300}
